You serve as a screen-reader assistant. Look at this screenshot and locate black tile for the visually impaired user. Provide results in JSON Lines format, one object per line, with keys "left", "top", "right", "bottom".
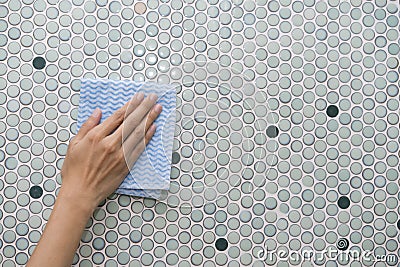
{"left": 266, "top": 125, "right": 279, "bottom": 138}
{"left": 33, "top": 56, "right": 46, "bottom": 70}
{"left": 337, "top": 196, "right": 350, "bottom": 209}
{"left": 29, "top": 185, "right": 43, "bottom": 199}
{"left": 326, "top": 105, "right": 339, "bottom": 117}
{"left": 215, "top": 238, "right": 228, "bottom": 251}
{"left": 171, "top": 152, "right": 180, "bottom": 164}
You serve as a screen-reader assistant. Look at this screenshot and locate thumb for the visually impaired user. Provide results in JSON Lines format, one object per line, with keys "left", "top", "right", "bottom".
{"left": 76, "top": 108, "right": 102, "bottom": 139}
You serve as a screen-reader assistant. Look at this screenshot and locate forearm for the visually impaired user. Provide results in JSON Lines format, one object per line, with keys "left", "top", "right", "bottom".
{"left": 26, "top": 188, "right": 95, "bottom": 267}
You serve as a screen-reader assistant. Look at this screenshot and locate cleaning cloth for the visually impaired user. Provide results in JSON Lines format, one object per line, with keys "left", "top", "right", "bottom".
{"left": 77, "top": 79, "right": 176, "bottom": 199}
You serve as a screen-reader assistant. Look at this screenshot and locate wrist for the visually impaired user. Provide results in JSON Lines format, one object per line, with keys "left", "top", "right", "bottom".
{"left": 57, "top": 187, "right": 97, "bottom": 217}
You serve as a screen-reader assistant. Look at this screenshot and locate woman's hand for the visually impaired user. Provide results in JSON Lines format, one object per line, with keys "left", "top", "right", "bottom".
{"left": 27, "top": 92, "right": 163, "bottom": 267}
{"left": 60, "top": 92, "right": 162, "bottom": 212}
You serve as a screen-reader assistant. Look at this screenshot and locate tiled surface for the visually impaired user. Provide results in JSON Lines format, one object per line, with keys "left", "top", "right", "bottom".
{"left": 0, "top": 0, "right": 399, "bottom": 266}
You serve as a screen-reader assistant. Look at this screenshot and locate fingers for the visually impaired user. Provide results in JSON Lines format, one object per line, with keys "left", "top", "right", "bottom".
{"left": 109, "top": 93, "right": 146, "bottom": 142}
{"left": 122, "top": 115, "right": 148, "bottom": 155}
{"left": 146, "top": 104, "right": 162, "bottom": 131}
{"left": 76, "top": 108, "right": 102, "bottom": 140}
{"left": 145, "top": 124, "right": 157, "bottom": 145}
{"left": 97, "top": 93, "right": 144, "bottom": 137}
{"left": 127, "top": 92, "right": 144, "bottom": 116}
{"left": 122, "top": 102, "right": 161, "bottom": 153}
{"left": 95, "top": 101, "right": 129, "bottom": 137}
{"left": 122, "top": 93, "right": 158, "bottom": 141}
{"left": 125, "top": 124, "right": 157, "bottom": 169}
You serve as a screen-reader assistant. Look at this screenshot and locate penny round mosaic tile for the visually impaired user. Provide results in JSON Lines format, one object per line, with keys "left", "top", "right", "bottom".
{"left": 0, "top": 0, "right": 399, "bottom": 266}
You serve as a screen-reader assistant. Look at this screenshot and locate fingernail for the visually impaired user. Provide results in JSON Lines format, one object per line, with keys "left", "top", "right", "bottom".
{"left": 137, "top": 92, "right": 144, "bottom": 101}
{"left": 149, "top": 93, "right": 158, "bottom": 102}
{"left": 154, "top": 104, "right": 162, "bottom": 113}
{"left": 92, "top": 108, "right": 101, "bottom": 118}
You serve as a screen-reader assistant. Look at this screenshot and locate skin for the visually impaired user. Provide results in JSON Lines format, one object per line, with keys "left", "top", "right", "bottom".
{"left": 26, "top": 92, "right": 162, "bottom": 267}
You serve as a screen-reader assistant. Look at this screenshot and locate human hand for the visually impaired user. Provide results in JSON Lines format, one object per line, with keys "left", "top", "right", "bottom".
{"left": 27, "top": 93, "right": 162, "bottom": 267}
{"left": 59, "top": 92, "right": 162, "bottom": 213}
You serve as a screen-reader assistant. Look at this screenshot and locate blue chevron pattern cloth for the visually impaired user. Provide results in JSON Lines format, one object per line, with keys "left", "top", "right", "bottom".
{"left": 77, "top": 79, "right": 176, "bottom": 199}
